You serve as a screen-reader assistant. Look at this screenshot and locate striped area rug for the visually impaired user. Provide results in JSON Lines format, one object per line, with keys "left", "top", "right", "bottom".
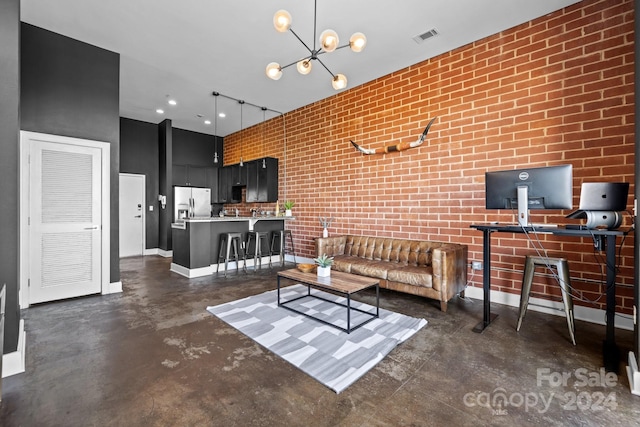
{"left": 207, "top": 284, "right": 427, "bottom": 393}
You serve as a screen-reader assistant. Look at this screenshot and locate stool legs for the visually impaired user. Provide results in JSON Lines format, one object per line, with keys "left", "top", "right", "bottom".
{"left": 246, "top": 232, "right": 271, "bottom": 270}
{"left": 270, "top": 230, "right": 297, "bottom": 267}
{"left": 216, "top": 233, "right": 245, "bottom": 277}
{"left": 516, "top": 256, "right": 536, "bottom": 332}
{"left": 557, "top": 261, "right": 576, "bottom": 346}
{"left": 517, "top": 256, "right": 576, "bottom": 345}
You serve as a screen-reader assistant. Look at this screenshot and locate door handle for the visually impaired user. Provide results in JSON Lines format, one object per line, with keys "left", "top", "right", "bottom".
{"left": 134, "top": 215, "right": 142, "bottom": 218}
{"left": 84, "top": 226, "right": 99, "bottom": 230}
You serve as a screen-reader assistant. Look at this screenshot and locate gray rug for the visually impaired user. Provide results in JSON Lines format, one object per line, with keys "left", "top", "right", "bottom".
{"left": 206, "top": 284, "right": 427, "bottom": 393}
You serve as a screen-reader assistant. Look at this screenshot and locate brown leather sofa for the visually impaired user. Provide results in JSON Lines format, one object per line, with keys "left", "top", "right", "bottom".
{"left": 315, "top": 235, "right": 468, "bottom": 312}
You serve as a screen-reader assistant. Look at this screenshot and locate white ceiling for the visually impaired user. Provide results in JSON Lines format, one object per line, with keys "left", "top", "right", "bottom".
{"left": 21, "top": 0, "right": 581, "bottom": 136}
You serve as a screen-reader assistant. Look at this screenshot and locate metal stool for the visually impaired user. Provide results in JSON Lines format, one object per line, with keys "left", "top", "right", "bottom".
{"left": 216, "top": 232, "right": 246, "bottom": 276}
{"left": 245, "top": 231, "right": 271, "bottom": 270}
{"left": 270, "top": 229, "right": 296, "bottom": 267}
{"left": 516, "top": 255, "right": 576, "bottom": 345}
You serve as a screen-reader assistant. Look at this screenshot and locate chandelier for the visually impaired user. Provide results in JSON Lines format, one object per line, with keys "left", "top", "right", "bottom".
{"left": 265, "top": 0, "right": 367, "bottom": 90}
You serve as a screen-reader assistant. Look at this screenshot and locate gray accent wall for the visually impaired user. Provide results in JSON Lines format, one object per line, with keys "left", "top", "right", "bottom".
{"left": 20, "top": 23, "right": 121, "bottom": 288}
{"left": 0, "top": 0, "right": 21, "bottom": 354}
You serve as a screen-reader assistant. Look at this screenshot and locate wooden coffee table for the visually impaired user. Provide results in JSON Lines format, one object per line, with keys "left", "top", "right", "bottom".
{"left": 276, "top": 268, "right": 379, "bottom": 333}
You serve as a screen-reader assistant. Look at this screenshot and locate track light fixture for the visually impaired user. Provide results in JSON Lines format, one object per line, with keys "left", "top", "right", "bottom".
{"left": 213, "top": 92, "right": 219, "bottom": 164}
{"left": 266, "top": 0, "right": 366, "bottom": 90}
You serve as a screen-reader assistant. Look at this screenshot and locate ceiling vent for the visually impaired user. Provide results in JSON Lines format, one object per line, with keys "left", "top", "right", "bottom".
{"left": 413, "top": 28, "right": 439, "bottom": 44}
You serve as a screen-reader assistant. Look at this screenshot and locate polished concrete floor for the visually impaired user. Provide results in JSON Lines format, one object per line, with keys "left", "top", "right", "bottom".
{"left": 1, "top": 255, "right": 639, "bottom": 426}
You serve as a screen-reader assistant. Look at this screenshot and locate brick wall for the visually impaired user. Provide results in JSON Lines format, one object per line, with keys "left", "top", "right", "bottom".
{"left": 224, "top": 0, "right": 635, "bottom": 313}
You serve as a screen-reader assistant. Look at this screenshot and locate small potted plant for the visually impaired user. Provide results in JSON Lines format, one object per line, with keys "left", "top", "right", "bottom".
{"left": 283, "top": 200, "right": 295, "bottom": 216}
{"left": 319, "top": 216, "right": 334, "bottom": 238}
{"left": 313, "top": 253, "right": 334, "bottom": 277}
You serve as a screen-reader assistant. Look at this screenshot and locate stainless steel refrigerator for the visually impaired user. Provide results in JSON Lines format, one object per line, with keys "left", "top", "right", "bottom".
{"left": 174, "top": 186, "right": 211, "bottom": 221}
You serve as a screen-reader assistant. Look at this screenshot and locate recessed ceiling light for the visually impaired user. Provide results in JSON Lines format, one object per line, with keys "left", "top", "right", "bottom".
{"left": 156, "top": 109, "right": 164, "bottom": 114}
{"left": 168, "top": 99, "right": 177, "bottom": 106}
{"left": 219, "top": 113, "right": 226, "bottom": 118}
{"left": 204, "top": 120, "right": 211, "bottom": 125}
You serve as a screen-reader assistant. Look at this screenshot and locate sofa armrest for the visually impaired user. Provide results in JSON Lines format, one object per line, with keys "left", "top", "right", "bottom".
{"left": 432, "top": 244, "right": 468, "bottom": 300}
{"left": 315, "top": 236, "right": 347, "bottom": 257}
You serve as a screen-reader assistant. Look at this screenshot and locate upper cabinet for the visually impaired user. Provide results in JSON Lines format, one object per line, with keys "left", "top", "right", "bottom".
{"left": 230, "top": 163, "right": 247, "bottom": 186}
{"left": 173, "top": 164, "right": 216, "bottom": 188}
{"left": 216, "top": 166, "right": 231, "bottom": 203}
{"left": 246, "top": 157, "right": 278, "bottom": 203}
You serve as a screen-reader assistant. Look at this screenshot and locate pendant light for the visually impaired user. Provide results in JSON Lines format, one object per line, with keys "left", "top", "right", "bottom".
{"left": 261, "top": 107, "right": 267, "bottom": 168}
{"left": 213, "top": 92, "right": 220, "bottom": 164}
{"left": 239, "top": 100, "right": 244, "bottom": 167}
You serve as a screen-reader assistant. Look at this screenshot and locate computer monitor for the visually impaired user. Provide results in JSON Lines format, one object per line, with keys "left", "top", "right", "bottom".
{"left": 485, "top": 164, "right": 573, "bottom": 226}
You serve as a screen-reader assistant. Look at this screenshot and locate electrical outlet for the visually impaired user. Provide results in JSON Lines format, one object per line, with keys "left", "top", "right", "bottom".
{"left": 471, "top": 261, "right": 483, "bottom": 270}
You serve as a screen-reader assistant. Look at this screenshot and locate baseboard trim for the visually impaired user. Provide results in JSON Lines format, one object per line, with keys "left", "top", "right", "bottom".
{"left": 143, "top": 248, "right": 159, "bottom": 256}
{"left": 2, "top": 319, "right": 26, "bottom": 378}
{"left": 463, "top": 286, "right": 634, "bottom": 331}
{"left": 158, "top": 249, "right": 173, "bottom": 258}
{"left": 170, "top": 263, "right": 215, "bottom": 278}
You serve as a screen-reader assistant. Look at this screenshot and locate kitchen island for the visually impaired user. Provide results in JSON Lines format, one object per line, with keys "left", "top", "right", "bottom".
{"left": 170, "top": 216, "right": 294, "bottom": 277}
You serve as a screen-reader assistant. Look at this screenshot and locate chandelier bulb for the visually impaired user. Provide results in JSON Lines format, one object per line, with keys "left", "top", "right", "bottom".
{"left": 266, "top": 62, "right": 283, "bottom": 80}
{"left": 214, "top": 152, "right": 219, "bottom": 164}
{"left": 296, "top": 59, "right": 312, "bottom": 75}
{"left": 240, "top": 157, "right": 244, "bottom": 167}
{"left": 349, "top": 32, "right": 367, "bottom": 52}
{"left": 320, "top": 29, "right": 339, "bottom": 53}
{"left": 332, "top": 74, "right": 348, "bottom": 90}
{"left": 262, "top": 158, "right": 267, "bottom": 169}
{"left": 273, "top": 10, "right": 292, "bottom": 32}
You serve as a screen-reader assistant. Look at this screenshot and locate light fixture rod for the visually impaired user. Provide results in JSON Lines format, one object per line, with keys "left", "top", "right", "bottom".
{"left": 312, "top": 0, "right": 318, "bottom": 52}
{"left": 212, "top": 91, "right": 282, "bottom": 115}
{"left": 289, "top": 28, "right": 315, "bottom": 57}
{"left": 314, "top": 57, "right": 337, "bottom": 79}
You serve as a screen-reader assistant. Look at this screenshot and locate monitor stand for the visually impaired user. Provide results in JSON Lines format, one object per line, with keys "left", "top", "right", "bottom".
{"left": 517, "top": 185, "right": 529, "bottom": 227}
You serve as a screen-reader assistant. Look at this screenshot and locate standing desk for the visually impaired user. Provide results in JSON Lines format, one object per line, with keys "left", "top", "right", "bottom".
{"left": 470, "top": 224, "right": 629, "bottom": 372}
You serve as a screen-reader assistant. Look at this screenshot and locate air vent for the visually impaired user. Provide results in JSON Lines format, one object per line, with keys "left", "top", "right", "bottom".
{"left": 413, "top": 28, "right": 439, "bottom": 44}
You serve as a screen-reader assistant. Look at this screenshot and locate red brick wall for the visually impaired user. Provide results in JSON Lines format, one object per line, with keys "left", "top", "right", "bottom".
{"left": 225, "top": 0, "right": 635, "bottom": 313}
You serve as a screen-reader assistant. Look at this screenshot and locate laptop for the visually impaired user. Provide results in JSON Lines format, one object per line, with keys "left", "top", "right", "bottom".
{"left": 566, "top": 182, "right": 629, "bottom": 219}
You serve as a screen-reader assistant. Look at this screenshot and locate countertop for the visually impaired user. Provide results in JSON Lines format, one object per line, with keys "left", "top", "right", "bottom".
{"left": 171, "top": 216, "right": 295, "bottom": 229}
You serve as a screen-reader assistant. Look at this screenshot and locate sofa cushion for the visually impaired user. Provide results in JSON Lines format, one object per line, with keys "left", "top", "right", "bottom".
{"left": 387, "top": 266, "right": 433, "bottom": 288}
{"left": 332, "top": 255, "right": 354, "bottom": 273}
{"left": 349, "top": 259, "right": 394, "bottom": 280}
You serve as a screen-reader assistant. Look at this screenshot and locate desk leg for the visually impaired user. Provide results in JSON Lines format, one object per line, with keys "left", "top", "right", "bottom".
{"left": 473, "top": 229, "right": 498, "bottom": 333}
{"left": 603, "top": 234, "right": 619, "bottom": 373}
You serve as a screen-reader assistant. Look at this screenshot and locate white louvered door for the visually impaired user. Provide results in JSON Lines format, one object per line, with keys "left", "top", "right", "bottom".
{"left": 29, "top": 139, "right": 102, "bottom": 304}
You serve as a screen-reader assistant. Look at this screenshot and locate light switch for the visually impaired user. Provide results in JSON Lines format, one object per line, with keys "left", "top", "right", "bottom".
{"left": 149, "top": 205, "right": 154, "bottom": 211}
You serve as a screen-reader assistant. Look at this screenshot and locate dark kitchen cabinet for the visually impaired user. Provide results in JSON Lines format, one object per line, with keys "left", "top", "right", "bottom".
{"left": 217, "top": 166, "right": 231, "bottom": 203}
{"left": 246, "top": 157, "right": 278, "bottom": 203}
{"left": 230, "top": 163, "right": 247, "bottom": 186}
{"left": 173, "top": 164, "right": 208, "bottom": 187}
{"left": 206, "top": 167, "right": 219, "bottom": 202}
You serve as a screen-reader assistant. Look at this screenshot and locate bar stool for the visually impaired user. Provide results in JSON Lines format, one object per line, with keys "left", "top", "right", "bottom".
{"left": 216, "top": 232, "right": 246, "bottom": 276}
{"left": 516, "top": 255, "right": 576, "bottom": 345}
{"left": 245, "top": 231, "right": 271, "bottom": 270}
{"left": 270, "top": 229, "right": 296, "bottom": 267}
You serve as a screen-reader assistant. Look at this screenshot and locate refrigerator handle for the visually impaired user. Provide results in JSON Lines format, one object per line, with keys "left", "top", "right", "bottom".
{"left": 189, "top": 198, "right": 194, "bottom": 218}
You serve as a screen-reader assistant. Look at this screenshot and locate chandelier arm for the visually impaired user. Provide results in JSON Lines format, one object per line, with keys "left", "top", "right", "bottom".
{"left": 288, "top": 28, "right": 315, "bottom": 56}
{"left": 315, "top": 56, "right": 337, "bottom": 79}
{"left": 314, "top": 43, "right": 349, "bottom": 58}
{"left": 279, "top": 57, "right": 311, "bottom": 71}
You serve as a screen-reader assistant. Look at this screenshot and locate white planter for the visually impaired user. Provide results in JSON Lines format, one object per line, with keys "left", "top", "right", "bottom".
{"left": 317, "top": 266, "right": 331, "bottom": 277}
{"left": 285, "top": 209, "right": 292, "bottom": 217}
{"left": 322, "top": 228, "right": 328, "bottom": 238}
